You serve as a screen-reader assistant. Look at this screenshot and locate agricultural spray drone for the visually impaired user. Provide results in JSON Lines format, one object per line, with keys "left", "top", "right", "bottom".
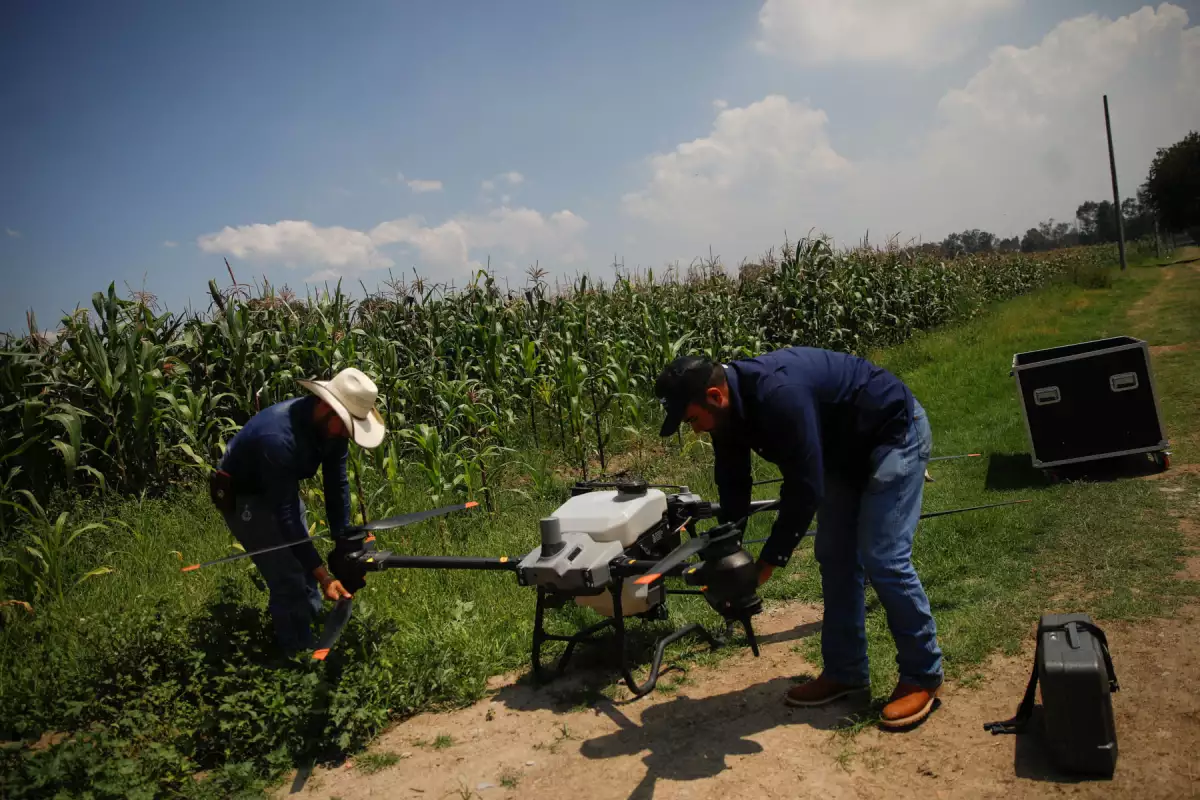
{"left": 186, "top": 473, "right": 1028, "bottom": 698}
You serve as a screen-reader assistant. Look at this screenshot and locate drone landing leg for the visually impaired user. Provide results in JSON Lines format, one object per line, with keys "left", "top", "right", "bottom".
{"left": 613, "top": 578, "right": 722, "bottom": 699}
{"left": 530, "top": 587, "right": 618, "bottom": 685}
{"left": 741, "top": 615, "right": 760, "bottom": 657}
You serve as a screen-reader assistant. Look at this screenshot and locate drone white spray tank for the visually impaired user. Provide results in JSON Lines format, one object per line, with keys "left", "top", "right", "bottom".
{"left": 515, "top": 488, "right": 669, "bottom": 616}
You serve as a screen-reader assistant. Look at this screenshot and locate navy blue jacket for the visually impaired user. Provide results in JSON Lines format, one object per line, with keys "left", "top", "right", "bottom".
{"left": 219, "top": 395, "right": 351, "bottom": 572}
{"left": 712, "top": 347, "right": 914, "bottom": 567}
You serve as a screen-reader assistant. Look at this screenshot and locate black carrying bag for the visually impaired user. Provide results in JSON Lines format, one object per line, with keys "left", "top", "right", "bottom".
{"left": 984, "top": 612, "right": 1120, "bottom": 777}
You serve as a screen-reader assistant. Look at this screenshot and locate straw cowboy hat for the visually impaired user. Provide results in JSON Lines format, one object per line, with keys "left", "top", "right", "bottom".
{"left": 298, "top": 367, "right": 387, "bottom": 449}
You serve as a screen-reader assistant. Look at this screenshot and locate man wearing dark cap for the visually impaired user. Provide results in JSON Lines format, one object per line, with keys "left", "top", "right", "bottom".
{"left": 655, "top": 347, "right": 943, "bottom": 728}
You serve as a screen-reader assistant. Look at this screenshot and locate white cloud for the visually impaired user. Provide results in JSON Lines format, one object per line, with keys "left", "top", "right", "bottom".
{"left": 197, "top": 220, "right": 393, "bottom": 271}
{"left": 371, "top": 206, "right": 587, "bottom": 269}
{"left": 501, "top": 171, "right": 524, "bottom": 185}
{"left": 197, "top": 206, "right": 588, "bottom": 282}
{"left": 406, "top": 178, "right": 443, "bottom": 193}
{"left": 756, "top": 0, "right": 1017, "bottom": 66}
{"left": 5, "top": 228, "right": 20, "bottom": 238}
{"left": 621, "top": 95, "right": 853, "bottom": 248}
{"left": 712, "top": 99, "right": 728, "bottom": 111}
{"left": 162, "top": 240, "right": 178, "bottom": 248}
{"left": 481, "top": 179, "right": 495, "bottom": 192}
{"left": 624, "top": 4, "right": 1200, "bottom": 258}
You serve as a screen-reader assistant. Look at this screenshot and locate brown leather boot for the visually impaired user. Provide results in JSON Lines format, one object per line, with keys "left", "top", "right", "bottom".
{"left": 879, "top": 681, "right": 941, "bottom": 728}
{"left": 784, "top": 673, "right": 870, "bottom": 707}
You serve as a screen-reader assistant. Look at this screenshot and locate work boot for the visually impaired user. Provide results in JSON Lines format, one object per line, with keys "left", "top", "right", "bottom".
{"left": 784, "top": 673, "right": 869, "bottom": 707}
{"left": 879, "top": 681, "right": 941, "bottom": 729}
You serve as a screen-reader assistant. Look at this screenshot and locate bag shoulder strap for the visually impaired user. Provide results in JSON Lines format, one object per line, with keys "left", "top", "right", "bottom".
{"left": 983, "top": 633, "right": 1041, "bottom": 735}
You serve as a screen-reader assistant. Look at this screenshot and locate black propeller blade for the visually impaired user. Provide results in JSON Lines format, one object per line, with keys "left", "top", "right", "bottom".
{"left": 632, "top": 533, "right": 712, "bottom": 585}
{"left": 350, "top": 500, "right": 479, "bottom": 533}
{"left": 312, "top": 597, "right": 353, "bottom": 661}
{"left": 180, "top": 501, "right": 480, "bottom": 573}
{"left": 634, "top": 502, "right": 775, "bottom": 587}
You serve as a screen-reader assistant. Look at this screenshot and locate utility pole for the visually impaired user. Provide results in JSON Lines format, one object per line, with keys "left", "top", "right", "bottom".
{"left": 1103, "top": 95, "right": 1127, "bottom": 270}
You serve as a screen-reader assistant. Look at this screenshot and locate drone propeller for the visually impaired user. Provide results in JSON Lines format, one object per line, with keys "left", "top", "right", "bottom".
{"left": 634, "top": 504, "right": 772, "bottom": 587}
{"left": 312, "top": 597, "right": 354, "bottom": 661}
{"left": 350, "top": 500, "right": 479, "bottom": 533}
{"left": 180, "top": 500, "right": 479, "bottom": 573}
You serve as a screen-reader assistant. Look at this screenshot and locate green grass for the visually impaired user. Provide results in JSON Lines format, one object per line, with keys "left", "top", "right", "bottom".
{"left": 354, "top": 750, "right": 402, "bottom": 774}
{"left": 497, "top": 765, "right": 521, "bottom": 789}
{"left": 2, "top": 253, "right": 1197, "bottom": 796}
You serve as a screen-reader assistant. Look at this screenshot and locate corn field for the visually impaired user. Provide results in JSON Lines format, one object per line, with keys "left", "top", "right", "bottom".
{"left": 0, "top": 238, "right": 1113, "bottom": 532}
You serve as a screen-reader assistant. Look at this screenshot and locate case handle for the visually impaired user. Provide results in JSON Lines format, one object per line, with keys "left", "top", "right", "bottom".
{"left": 1033, "top": 386, "right": 1060, "bottom": 406}
{"left": 1110, "top": 372, "right": 1138, "bottom": 392}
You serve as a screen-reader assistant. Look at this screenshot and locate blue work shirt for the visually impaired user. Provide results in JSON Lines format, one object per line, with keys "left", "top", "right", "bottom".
{"left": 712, "top": 347, "right": 914, "bottom": 567}
{"left": 219, "top": 395, "right": 351, "bottom": 573}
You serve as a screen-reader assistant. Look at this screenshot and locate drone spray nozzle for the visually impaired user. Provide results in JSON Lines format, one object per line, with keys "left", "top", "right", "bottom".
{"left": 538, "top": 516, "right": 565, "bottom": 559}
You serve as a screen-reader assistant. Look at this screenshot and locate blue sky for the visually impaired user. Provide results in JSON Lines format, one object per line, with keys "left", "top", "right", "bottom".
{"left": 3, "top": 0, "right": 1199, "bottom": 333}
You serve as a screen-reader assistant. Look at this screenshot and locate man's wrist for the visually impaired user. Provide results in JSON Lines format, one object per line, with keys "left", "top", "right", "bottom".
{"left": 312, "top": 564, "right": 334, "bottom": 586}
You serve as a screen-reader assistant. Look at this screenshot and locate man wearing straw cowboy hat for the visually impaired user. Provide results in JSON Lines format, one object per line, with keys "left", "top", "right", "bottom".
{"left": 213, "top": 367, "right": 387, "bottom": 654}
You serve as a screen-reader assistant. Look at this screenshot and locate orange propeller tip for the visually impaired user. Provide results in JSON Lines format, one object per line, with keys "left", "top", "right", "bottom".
{"left": 181, "top": 564, "right": 200, "bottom": 572}
{"left": 634, "top": 573, "right": 661, "bottom": 586}
{"left": 312, "top": 648, "right": 330, "bottom": 661}
{"left": 465, "top": 501, "right": 479, "bottom": 508}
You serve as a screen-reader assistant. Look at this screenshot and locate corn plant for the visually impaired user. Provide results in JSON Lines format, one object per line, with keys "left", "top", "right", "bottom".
{"left": 0, "top": 490, "right": 112, "bottom": 605}
{"left": 0, "top": 237, "right": 1114, "bottom": 517}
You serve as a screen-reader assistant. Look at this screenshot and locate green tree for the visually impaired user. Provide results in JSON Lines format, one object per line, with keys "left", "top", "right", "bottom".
{"left": 1142, "top": 131, "right": 1200, "bottom": 233}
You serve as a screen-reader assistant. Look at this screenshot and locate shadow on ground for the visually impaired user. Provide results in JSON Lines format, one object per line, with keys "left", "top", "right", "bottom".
{"left": 986, "top": 452, "right": 1166, "bottom": 492}
{"left": 1008, "top": 706, "right": 1115, "bottom": 785}
{"left": 579, "top": 677, "right": 877, "bottom": 800}
{"left": 491, "top": 617, "right": 822, "bottom": 716}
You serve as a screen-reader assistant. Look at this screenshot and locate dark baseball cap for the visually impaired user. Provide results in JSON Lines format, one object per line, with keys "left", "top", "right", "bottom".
{"left": 655, "top": 355, "right": 717, "bottom": 436}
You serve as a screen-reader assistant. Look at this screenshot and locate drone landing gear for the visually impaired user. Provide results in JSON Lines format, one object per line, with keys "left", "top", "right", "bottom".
{"left": 530, "top": 578, "right": 723, "bottom": 699}
{"left": 723, "top": 616, "right": 760, "bottom": 657}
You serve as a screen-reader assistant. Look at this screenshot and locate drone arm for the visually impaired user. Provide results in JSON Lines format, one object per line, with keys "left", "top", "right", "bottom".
{"left": 365, "top": 552, "right": 523, "bottom": 572}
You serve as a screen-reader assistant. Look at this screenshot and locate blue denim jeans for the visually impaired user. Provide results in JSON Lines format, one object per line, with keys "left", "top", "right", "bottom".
{"left": 222, "top": 494, "right": 323, "bottom": 654}
{"left": 813, "top": 398, "right": 943, "bottom": 689}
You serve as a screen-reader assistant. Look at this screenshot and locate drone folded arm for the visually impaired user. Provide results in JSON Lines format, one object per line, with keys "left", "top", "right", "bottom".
{"left": 367, "top": 553, "right": 522, "bottom": 572}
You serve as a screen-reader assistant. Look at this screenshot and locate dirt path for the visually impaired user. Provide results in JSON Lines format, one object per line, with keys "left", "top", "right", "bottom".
{"left": 285, "top": 493, "right": 1200, "bottom": 800}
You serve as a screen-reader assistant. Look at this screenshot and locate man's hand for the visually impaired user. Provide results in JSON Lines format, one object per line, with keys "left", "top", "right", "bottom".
{"left": 757, "top": 561, "right": 775, "bottom": 586}
{"left": 313, "top": 565, "right": 353, "bottom": 601}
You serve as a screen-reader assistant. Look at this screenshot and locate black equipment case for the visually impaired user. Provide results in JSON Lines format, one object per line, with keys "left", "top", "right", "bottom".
{"left": 1012, "top": 336, "right": 1169, "bottom": 470}
{"left": 984, "top": 612, "right": 1120, "bottom": 777}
